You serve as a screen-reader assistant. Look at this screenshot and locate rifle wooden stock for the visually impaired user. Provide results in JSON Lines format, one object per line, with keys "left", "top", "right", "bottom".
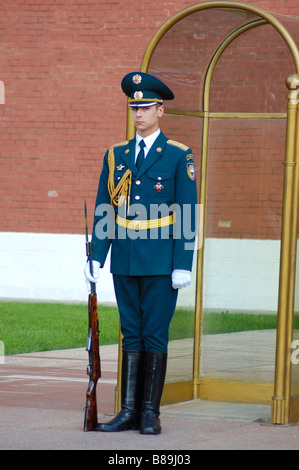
{"left": 83, "top": 291, "right": 101, "bottom": 432}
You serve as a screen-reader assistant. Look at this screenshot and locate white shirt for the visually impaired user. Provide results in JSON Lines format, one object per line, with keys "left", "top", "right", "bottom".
{"left": 135, "top": 129, "right": 161, "bottom": 162}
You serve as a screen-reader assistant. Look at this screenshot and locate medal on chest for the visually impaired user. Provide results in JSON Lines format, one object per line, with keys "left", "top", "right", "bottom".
{"left": 154, "top": 181, "right": 164, "bottom": 192}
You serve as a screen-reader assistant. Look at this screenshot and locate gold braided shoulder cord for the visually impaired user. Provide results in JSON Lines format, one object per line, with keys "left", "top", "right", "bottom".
{"left": 107, "top": 147, "right": 132, "bottom": 210}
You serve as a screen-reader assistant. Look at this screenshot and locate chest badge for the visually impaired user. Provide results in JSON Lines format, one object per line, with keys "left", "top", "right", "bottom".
{"left": 154, "top": 182, "right": 164, "bottom": 192}
{"left": 117, "top": 164, "right": 125, "bottom": 171}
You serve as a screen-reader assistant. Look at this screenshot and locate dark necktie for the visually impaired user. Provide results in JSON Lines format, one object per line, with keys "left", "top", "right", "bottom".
{"left": 136, "top": 140, "right": 146, "bottom": 171}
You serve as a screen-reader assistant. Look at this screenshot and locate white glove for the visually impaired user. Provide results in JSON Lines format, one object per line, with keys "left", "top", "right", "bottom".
{"left": 84, "top": 260, "right": 101, "bottom": 291}
{"left": 171, "top": 269, "right": 192, "bottom": 289}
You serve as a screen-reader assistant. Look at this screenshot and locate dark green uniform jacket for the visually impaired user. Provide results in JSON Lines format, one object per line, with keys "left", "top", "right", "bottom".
{"left": 91, "top": 131, "right": 197, "bottom": 276}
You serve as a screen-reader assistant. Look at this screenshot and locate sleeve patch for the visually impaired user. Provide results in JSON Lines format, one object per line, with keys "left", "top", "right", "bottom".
{"left": 187, "top": 163, "right": 195, "bottom": 180}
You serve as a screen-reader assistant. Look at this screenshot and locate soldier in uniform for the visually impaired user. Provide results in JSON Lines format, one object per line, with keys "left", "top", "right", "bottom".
{"left": 84, "top": 72, "right": 197, "bottom": 435}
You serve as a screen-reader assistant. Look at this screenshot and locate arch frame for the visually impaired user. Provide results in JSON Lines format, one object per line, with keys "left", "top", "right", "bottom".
{"left": 140, "top": 1, "right": 299, "bottom": 74}
{"left": 118, "top": 2, "right": 299, "bottom": 425}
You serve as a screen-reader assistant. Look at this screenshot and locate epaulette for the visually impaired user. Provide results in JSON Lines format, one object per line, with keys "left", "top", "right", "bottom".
{"left": 166, "top": 139, "right": 189, "bottom": 151}
{"left": 110, "top": 141, "right": 129, "bottom": 150}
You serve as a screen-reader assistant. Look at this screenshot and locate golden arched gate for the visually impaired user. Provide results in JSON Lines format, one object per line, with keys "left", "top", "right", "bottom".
{"left": 116, "top": 1, "right": 299, "bottom": 425}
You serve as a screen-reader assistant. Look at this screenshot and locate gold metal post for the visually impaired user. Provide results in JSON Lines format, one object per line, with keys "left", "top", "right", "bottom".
{"left": 114, "top": 327, "right": 123, "bottom": 414}
{"left": 271, "top": 74, "right": 299, "bottom": 424}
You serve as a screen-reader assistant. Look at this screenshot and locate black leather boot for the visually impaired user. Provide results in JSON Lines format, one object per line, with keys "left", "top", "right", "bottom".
{"left": 140, "top": 351, "right": 167, "bottom": 435}
{"left": 96, "top": 350, "right": 144, "bottom": 432}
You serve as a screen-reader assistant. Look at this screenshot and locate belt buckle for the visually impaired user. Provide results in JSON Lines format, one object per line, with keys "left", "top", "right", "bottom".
{"left": 133, "top": 220, "right": 141, "bottom": 231}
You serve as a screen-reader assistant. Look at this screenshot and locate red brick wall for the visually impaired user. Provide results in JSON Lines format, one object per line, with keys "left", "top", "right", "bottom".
{"left": 0, "top": 0, "right": 297, "bottom": 236}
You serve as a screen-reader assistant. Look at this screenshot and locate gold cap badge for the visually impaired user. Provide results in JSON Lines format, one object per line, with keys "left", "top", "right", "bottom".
{"left": 134, "top": 91, "right": 143, "bottom": 99}
{"left": 132, "top": 74, "right": 142, "bottom": 84}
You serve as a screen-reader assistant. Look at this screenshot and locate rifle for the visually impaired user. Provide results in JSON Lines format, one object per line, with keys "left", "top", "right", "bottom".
{"left": 83, "top": 201, "right": 101, "bottom": 432}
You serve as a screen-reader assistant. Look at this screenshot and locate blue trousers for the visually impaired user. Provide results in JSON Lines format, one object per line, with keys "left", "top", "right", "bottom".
{"left": 113, "top": 274, "right": 178, "bottom": 353}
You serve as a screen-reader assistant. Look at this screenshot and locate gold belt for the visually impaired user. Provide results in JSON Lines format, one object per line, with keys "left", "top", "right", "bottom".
{"left": 116, "top": 214, "right": 174, "bottom": 231}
